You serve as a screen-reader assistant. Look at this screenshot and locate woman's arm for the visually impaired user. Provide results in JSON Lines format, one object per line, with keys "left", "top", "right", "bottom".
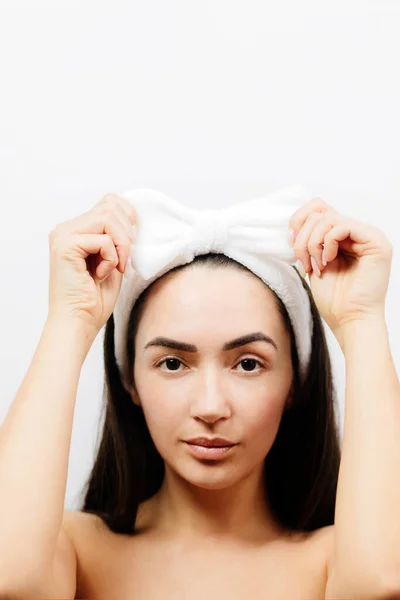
{"left": 0, "top": 316, "right": 95, "bottom": 592}
{"left": 327, "top": 315, "right": 400, "bottom": 598}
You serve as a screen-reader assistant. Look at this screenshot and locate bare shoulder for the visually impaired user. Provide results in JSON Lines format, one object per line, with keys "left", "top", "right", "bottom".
{"left": 309, "top": 523, "right": 335, "bottom": 549}
{"left": 289, "top": 524, "right": 335, "bottom": 599}
{"left": 39, "top": 510, "right": 91, "bottom": 599}
{"left": 61, "top": 509, "right": 108, "bottom": 556}
{"left": 61, "top": 509, "right": 106, "bottom": 598}
{"left": 307, "top": 524, "right": 335, "bottom": 579}
{"left": 62, "top": 508, "right": 104, "bottom": 532}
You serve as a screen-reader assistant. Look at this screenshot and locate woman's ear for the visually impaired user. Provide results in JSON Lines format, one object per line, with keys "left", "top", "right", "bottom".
{"left": 284, "top": 380, "right": 295, "bottom": 412}
{"left": 130, "top": 385, "right": 142, "bottom": 407}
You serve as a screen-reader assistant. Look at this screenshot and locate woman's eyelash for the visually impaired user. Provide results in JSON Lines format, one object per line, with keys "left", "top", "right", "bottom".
{"left": 154, "top": 356, "right": 266, "bottom": 373}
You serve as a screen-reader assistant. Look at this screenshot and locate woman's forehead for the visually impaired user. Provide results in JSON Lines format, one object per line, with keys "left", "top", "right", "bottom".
{"left": 145, "top": 266, "right": 279, "bottom": 312}
{"left": 134, "top": 266, "right": 289, "bottom": 349}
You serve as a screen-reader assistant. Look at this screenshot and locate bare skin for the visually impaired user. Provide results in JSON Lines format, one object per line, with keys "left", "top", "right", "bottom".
{"left": 64, "top": 504, "right": 333, "bottom": 599}
{"left": 67, "top": 265, "right": 334, "bottom": 599}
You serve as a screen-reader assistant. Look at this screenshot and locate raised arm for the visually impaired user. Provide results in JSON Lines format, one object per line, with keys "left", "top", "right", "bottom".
{"left": 288, "top": 196, "right": 398, "bottom": 599}
{"left": 326, "top": 317, "right": 400, "bottom": 600}
{"left": 0, "top": 317, "right": 95, "bottom": 595}
{"left": 0, "top": 192, "right": 137, "bottom": 597}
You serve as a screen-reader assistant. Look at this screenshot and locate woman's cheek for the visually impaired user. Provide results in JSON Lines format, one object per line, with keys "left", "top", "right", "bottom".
{"left": 139, "top": 394, "right": 185, "bottom": 455}
{"left": 245, "top": 393, "right": 286, "bottom": 453}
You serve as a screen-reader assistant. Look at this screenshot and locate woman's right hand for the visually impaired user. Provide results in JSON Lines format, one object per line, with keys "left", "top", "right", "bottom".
{"left": 47, "top": 193, "right": 138, "bottom": 337}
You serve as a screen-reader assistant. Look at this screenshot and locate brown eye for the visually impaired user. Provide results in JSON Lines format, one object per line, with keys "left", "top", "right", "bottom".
{"left": 155, "top": 357, "right": 266, "bottom": 374}
{"left": 156, "top": 358, "right": 185, "bottom": 372}
{"left": 235, "top": 358, "right": 264, "bottom": 373}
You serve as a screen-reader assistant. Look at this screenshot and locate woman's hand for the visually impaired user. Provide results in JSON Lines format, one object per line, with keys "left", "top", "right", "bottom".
{"left": 288, "top": 197, "right": 393, "bottom": 339}
{"left": 48, "top": 193, "right": 138, "bottom": 336}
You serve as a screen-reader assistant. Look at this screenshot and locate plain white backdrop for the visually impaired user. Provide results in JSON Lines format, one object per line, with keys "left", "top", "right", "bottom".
{"left": 0, "top": 0, "right": 399, "bottom": 510}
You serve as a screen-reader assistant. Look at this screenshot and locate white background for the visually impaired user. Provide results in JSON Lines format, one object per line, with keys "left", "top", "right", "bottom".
{"left": 0, "top": 0, "right": 399, "bottom": 509}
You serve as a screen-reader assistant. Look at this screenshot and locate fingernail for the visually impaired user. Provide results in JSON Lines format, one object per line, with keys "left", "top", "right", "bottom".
{"left": 124, "top": 256, "right": 133, "bottom": 278}
{"left": 311, "top": 256, "right": 321, "bottom": 277}
{"left": 296, "top": 259, "right": 306, "bottom": 277}
{"left": 288, "top": 229, "right": 295, "bottom": 244}
{"left": 322, "top": 248, "right": 327, "bottom": 266}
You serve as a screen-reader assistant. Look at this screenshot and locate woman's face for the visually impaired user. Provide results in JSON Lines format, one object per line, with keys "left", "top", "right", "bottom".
{"left": 132, "top": 266, "right": 293, "bottom": 489}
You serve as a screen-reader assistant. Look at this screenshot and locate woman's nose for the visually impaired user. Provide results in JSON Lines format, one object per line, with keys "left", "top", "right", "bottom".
{"left": 189, "top": 373, "right": 232, "bottom": 422}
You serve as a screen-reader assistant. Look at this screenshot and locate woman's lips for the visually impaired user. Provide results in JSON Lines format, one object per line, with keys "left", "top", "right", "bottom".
{"left": 184, "top": 442, "right": 236, "bottom": 460}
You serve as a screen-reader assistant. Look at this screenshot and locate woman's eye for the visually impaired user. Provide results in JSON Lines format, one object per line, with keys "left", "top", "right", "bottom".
{"left": 157, "top": 358, "right": 184, "bottom": 372}
{"left": 235, "top": 358, "right": 265, "bottom": 373}
{"left": 155, "top": 357, "right": 265, "bottom": 373}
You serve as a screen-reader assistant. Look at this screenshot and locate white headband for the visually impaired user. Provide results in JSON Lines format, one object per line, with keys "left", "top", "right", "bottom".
{"left": 113, "top": 184, "right": 314, "bottom": 393}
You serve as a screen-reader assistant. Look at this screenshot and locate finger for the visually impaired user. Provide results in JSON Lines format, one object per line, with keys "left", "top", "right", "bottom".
{"left": 292, "top": 212, "right": 324, "bottom": 273}
{"left": 84, "top": 220, "right": 130, "bottom": 277}
{"left": 64, "top": 204, "right": 136, "bottom": 244}
{"left": 97, "top": 192, "right": 138, "bottom": 226}
{"left": 101, "top": 215, "right": 133, "bottom": 274}
{"left": 55, "top": 211, "right": 133, "bottom": 273}
{"left": 322, "top": 217, "right": 394, "bottom": 267}
{"left": 52, "top": 210, "right": 119, "bottom": 236}
{"left": 112, "top": 203, "right": 137, "bottom": 245}
{"left": 289, "top": 197, "right": 336, "bottom": 238}
{"left": 70, "top": 233, "right": 119, "bottom": 281}
{"left": 323, "top": 218, "right": 371, "bottom": 264}
{"left": 308, "top": 216, "right": 336, "bottom": 271}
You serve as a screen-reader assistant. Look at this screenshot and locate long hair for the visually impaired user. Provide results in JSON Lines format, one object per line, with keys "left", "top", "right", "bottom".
{"left": 78, "top": 253, "right": 341, "bottom": 535}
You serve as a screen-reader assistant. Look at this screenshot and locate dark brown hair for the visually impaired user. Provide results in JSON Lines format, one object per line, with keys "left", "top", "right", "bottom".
{"left": 78, "top": 253, "right": 341, "bottom": 535}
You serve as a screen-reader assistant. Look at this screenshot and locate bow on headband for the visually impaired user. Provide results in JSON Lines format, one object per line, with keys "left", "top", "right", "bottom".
{"left": 113, "top": 184, "right": 314, "bottom": 393}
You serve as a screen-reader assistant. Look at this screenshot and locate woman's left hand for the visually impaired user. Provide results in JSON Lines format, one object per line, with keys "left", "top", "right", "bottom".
{"left": 288, "top": 197, "right": 393, "bottom": 339}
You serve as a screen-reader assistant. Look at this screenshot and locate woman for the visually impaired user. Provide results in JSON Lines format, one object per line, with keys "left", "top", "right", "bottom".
{"left": 0, "top": 190, "right": 396, "bottom": 599}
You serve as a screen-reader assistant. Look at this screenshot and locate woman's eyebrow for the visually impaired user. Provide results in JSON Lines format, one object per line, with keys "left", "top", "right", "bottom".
{"left": 143, "top": 332, "right": 278, "bottom": 353}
